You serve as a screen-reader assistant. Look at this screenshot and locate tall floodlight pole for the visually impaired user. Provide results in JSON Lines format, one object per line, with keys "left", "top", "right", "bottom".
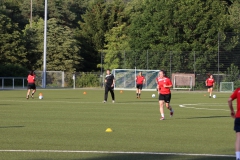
{"left": 30, "top": 0, "right": 32, "bottom": 28}
{"left": 42, "top": 0, "right": 48, "bottom": 88}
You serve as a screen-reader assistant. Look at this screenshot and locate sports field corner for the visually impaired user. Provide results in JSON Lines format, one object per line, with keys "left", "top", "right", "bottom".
{"left": 0, "top": 89, "right": 236, "bottom": 160}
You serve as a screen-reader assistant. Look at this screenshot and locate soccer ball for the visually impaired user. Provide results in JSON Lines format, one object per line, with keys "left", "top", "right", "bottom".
{"left": 152, "top": 94, "right": 156, "bottom": 98}
{"left": 39, "top": 96, "right": 43, "bottom": 99}
{"left": 213, "top": 95, "right": 216, "bottom": 98}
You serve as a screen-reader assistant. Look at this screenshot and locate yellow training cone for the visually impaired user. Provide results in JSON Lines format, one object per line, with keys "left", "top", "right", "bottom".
{"left": 120, "top": 90, "right": 123, "bottom": 93}
{"left": 105, "top": 128, "right": 113, "bottom": 132}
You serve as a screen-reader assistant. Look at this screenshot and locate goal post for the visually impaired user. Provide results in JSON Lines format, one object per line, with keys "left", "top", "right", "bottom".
{"left": 112, "top": 69, "right": 160, "bottom": 90}
{"left": 172, "top": 73, "right": 195, "bottom": 90}
{"left": 219, "top": 82, "right": 234, "bottom": 92}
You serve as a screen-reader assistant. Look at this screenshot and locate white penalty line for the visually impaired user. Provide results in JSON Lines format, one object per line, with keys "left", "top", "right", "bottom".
{"left": 0, "top": 150, "right": 234, "bottom": 157}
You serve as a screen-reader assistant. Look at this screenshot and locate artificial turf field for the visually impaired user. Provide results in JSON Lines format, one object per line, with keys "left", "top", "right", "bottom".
{"left": 0, "top": 89, "right": 237, "bottom": 160}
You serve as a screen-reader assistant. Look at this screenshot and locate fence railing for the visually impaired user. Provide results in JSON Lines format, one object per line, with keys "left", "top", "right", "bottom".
{"left": 0, "top": 77, "right": 27, "bottom": 89}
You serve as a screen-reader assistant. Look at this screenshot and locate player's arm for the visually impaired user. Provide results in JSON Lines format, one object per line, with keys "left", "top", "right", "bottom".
{"left": 111, "top": 79, "right": 115, "bottom": 87}
{"left": 205, "top": 79, "right": 208, "bottom": 86}
{"left": 143, "top": 77, "right": 146, "bottom": 84}
{"left": 164, "top": 79, "right": 172, "bottom": 88}
{"left": 228, "top": 97, "right": 235, "bottom": 118}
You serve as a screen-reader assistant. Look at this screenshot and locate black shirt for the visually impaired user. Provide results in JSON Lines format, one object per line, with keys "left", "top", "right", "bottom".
{"left": 105, "top": 74, "right": 114, "bottom": 87}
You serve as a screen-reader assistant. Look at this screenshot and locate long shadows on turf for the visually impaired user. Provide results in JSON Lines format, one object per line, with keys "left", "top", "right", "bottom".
{"left": 0, "top": 126, "right": 25, "bottom": 129}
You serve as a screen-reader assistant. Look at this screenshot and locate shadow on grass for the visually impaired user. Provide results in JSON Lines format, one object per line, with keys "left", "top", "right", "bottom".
{"left": 185, "top": 116, "right": 229, "bottom": 119}
{"left": 0, "top": 126, "right": 24, "bottom": 129}
{"left": 31, "top": 153, "right": 235, "bottom": 160}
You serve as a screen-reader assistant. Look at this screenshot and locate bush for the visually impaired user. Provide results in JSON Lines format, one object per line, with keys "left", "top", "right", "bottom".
{"left": 76, "top": 73, "right": 100, "bottom": 88}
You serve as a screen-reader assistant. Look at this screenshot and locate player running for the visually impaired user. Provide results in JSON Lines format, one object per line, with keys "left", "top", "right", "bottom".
{"left": 205, "top": 73, "right": 215, "bottom": 98}
{"left": 135, "top": 72, "right": 145, "bottom": 99}
{"left": 26, "top": 70, "right": 36, "bottom": 99}
{"left": 228, "top": 87, "right": 240, "bottom": 160}
{"left": 157, "top": 70, "right": 174, "bottom": 120}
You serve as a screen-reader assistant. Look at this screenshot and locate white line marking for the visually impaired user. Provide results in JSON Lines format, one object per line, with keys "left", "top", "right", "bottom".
{"left": 0, "top": 150, "right": 234, "bottom": 157}
{"left": 179, "top": 103, "right": 229, "bottom": 111}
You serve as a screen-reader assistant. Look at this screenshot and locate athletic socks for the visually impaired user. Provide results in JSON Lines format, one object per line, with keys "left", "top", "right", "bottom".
{"left": 236, "top": 152, "right": 240, "bottom": 160}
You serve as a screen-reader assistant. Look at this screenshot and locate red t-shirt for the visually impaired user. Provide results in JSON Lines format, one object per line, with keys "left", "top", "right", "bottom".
{"left": 230, "top": 88, "right": 240, "bottom": 118}
{"left": 136, "top": 76, "right": 145, "bottom": 84}
{"left": 206, "top": 78, "right": 215, "bottom": 86}
{"left": 157, "top": 77, "right": 172, "bottom": 94}
{"left": 27, "top": 74, "right": 35, "bottom": 83}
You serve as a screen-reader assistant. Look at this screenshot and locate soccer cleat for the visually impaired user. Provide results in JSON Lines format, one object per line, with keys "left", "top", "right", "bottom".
{"left": 103, "top": 100, "right": 106, "bottom": 103}
{"left": 170, "top": 110, "right": 174, "bottom": 117}
{"left": 209, "top": 96, "right": 211, "bottom": 98}
{"left": 160, "top": 117, "right": 165, "bottom": 120}
{"left": 31, "top": 95, "right": 34, "bottom": 99}
{"left": 26, "top": 95, "right": 29, "bottom": 99}
{"left": 112, "top": 100, "right": 115, "bottom": 103}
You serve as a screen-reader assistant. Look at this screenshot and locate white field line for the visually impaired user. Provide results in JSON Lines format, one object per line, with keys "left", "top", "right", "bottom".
{"left": 179, "top": 103, "right": 229, "bottom": 111}
{"left": 0, "top": 150, "right": 235, "bottom": 157}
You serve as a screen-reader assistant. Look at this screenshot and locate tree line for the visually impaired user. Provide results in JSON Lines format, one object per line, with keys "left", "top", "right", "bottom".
{"left": 0, "top": 0, "right": 239, "bottom": 76}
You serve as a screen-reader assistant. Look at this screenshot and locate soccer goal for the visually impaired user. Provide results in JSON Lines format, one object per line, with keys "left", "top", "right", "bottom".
{"left": 172, "top": 73, "right": 195, "bottom": 90}
{"left": 219, "top": 82, "right": 234, "bottom": 92}
{"left": 112, "top": 69, "right": 160, "bottom": 90}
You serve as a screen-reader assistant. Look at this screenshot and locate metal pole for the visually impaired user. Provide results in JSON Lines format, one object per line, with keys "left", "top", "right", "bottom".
{"left": 30, "top": 0, "right": 32, "bottom": 28}
{"left": 217, "top": 32, "right": 220, "bottom": 92}
{"left": 43, "top": 0, "right": 48, "bottom": 88}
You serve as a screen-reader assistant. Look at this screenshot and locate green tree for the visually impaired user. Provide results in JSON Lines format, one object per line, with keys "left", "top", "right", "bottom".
{"left": 0, "top": 13, "right": 27, "bottom": 66}
{"left": 127, "top": 0, "right": 229, "bottom": 72}
{"left": 101, "top": 23, "right": 130, "bottom": 69}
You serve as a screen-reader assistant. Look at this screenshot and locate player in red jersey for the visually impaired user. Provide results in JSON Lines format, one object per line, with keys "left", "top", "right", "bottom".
{"left": 157, "top": 70, "right": 174, "bottom": 120}
{"left": 205, "top": 73, "right": 215, "bottom": 98}
{"left": 136, "top": 72, "right": 145, "bottom": 99}
{"left": 228, "top": 88, "right": 240, "bottom": 160}
{"left": 26, "top": 71, "right": 36, "bottom": 99}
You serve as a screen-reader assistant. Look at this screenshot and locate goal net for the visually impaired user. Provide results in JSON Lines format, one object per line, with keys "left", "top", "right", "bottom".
{"left": 220, "top": 82, "right": 234, "bottom": 92}
{"left": 34, "top": 71, "right": 65, "bottom": 88}
{"left": 112, "top": 69, "right": 160, "bottom": 90}
{"left": 172, "top": 73, "right": 195, "bottom": 90}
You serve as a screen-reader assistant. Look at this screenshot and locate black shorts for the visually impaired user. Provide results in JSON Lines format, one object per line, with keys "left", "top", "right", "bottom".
{"left": 136, "top": 84, "right": 143, "bottom": 90}
{"left": 234, "top": 118, "right": 240, "bottom": 132}
{"left": 159, "top": 93, "right": 171, "bottom": 103}
{"left": 27, "top": 83, "right": 36, "bottom": 90}
{"left": 207, "top": 85, "right": 213, "bottom": 88}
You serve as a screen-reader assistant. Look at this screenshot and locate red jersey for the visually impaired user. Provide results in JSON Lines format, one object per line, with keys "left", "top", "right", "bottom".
{"left": 206, "top": 78, "right": 215, "bottom": 86}
{"left": 157, "top": 77, "right": 172, "bottom": 94}
{"left": 230, "top": 88, "right": 240, "bottom": 118}
{"left": 27, "top": 74, "right": 35, "bottom": 83}
{"left": 136, "top": 76, "right": 145, "bottom": 84}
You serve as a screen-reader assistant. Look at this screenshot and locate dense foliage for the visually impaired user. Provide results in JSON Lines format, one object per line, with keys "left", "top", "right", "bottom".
{"left": 0, "top": 0, "right": 238, "bottom": 75}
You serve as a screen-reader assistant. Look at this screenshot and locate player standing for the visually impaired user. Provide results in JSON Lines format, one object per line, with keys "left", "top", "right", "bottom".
{"left": 136, "top": 72, "right": 145, "bottom": 99}
{"left": 228, "top": 87, "right": 240, "bottom": 160}
{"left": 26, "top": 70, "right": 36, "bottom": 99}
{"left": 205, "top": 73, "right": 215, "bottom": 98}
{"left": 157, "top": 70, "right": 174, "bottom": 120}
{"left": 103, "top": 69, "right": 115, "bottom": 103}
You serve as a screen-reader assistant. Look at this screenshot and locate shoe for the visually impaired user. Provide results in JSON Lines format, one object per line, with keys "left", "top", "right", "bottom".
{"left": 112, "top": 100, "right": 115, "bottom": 103}
{"left": 26, "top": 95, "right": 29, "bottom": 99}
{"left": 170, "top": 110, "right": 174, "bottom": 117}
{"left": 136, "top": 96, "right": 139, "bottom": 99}
{"left": 160, "top": 117, "right": 165, "bottom": 120}
{"left": 103, "top": 100, "right": 106, "bottom": 103}
{"left": 31, "top": 95, "right": 34, "bottom": 99}
{"left": 209, "top": 96, "right": 211, "bottom": 98}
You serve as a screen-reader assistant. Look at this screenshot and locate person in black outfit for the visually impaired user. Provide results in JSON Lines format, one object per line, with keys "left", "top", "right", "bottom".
{"left": 103, "top": 69, "right": 115, "bottom": 103}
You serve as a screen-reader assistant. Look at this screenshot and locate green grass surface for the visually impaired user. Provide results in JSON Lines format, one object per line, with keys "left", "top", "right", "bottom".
{"left": 0, "top": 89, "right": 236, "bottom": 160}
